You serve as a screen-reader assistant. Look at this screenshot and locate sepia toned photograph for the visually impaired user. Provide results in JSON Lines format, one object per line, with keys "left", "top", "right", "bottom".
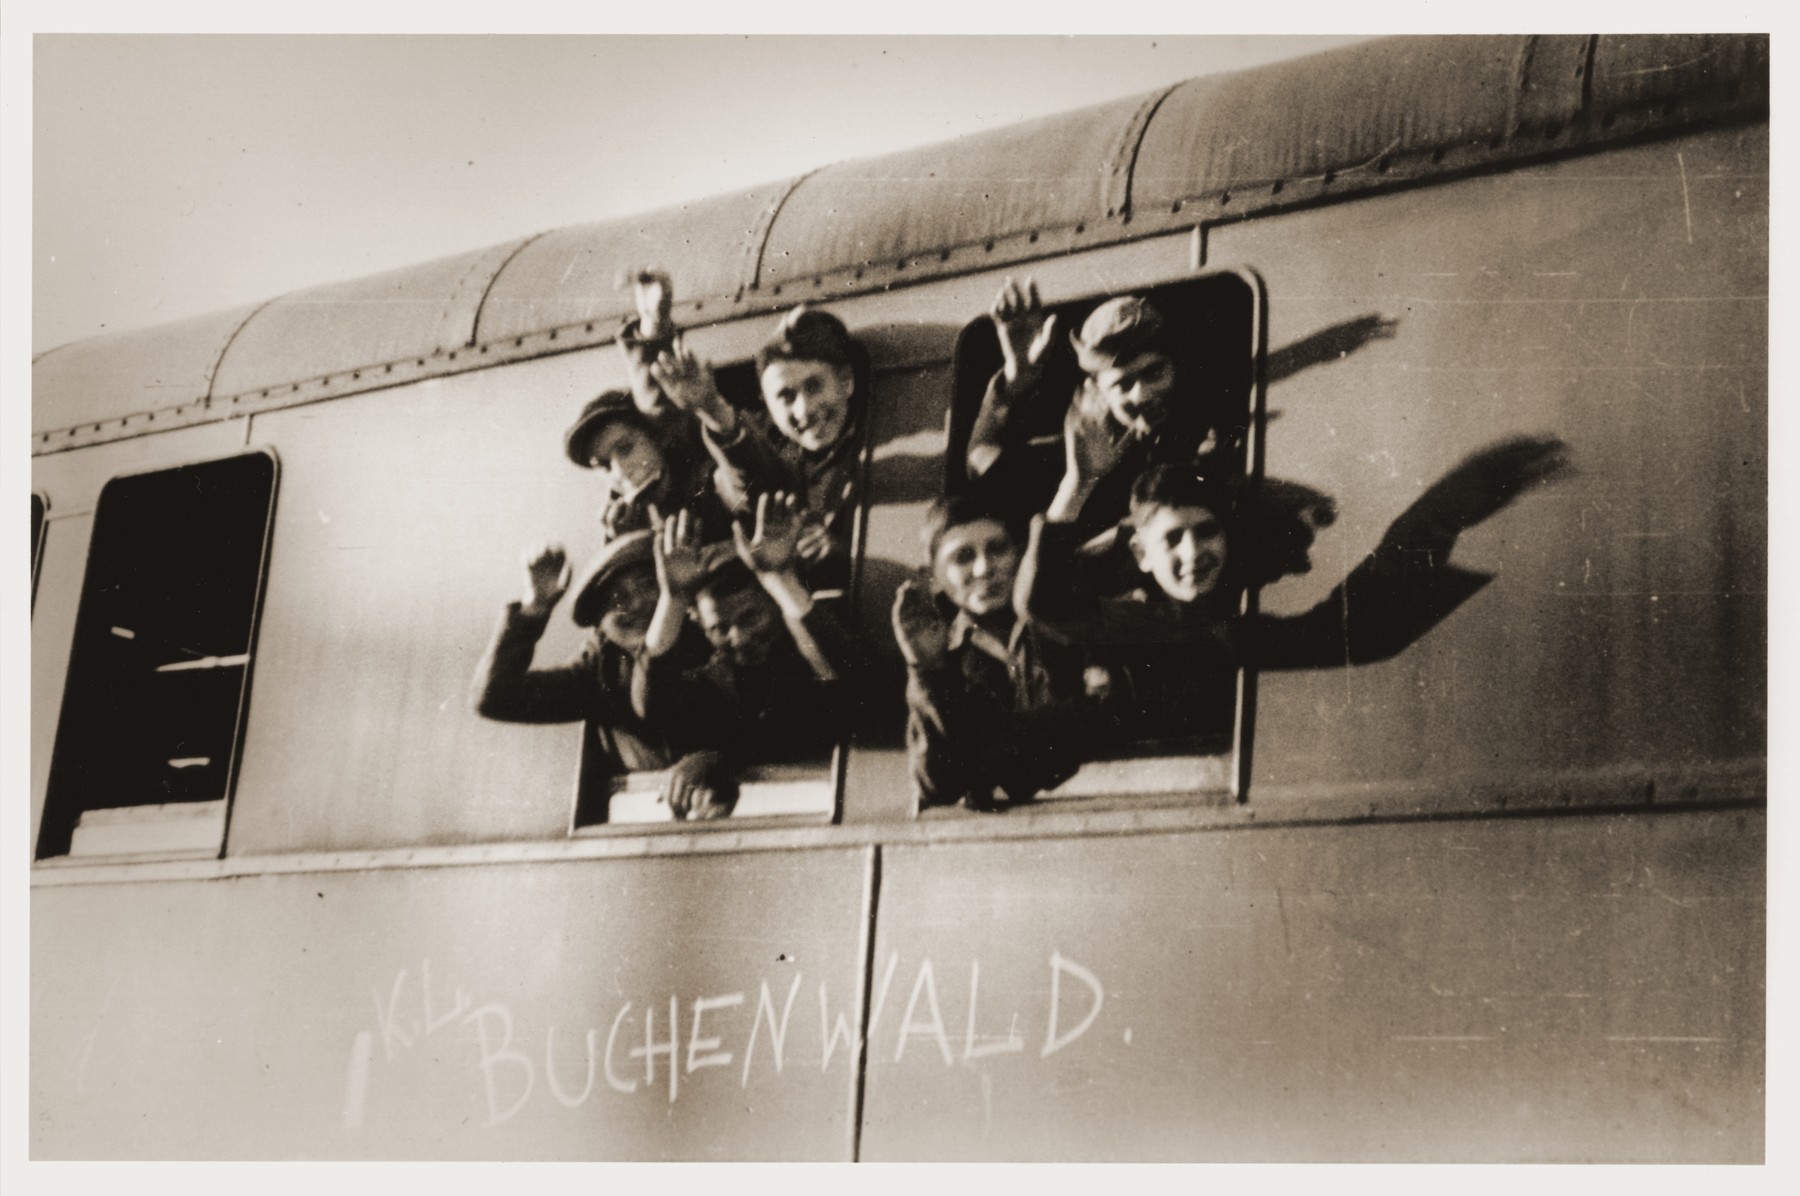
{"left": 11, "top": 21, "right": 1772, "bottom": 1170}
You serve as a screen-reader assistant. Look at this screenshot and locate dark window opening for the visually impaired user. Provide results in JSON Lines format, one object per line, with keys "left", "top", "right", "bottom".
{"left": 938, "top": 273, "right": 1261, "bottom": 797}
{"left": 31, "top": 493, "right": 46, "bottom": 608}
{"left": 37, "top": 453, "right": 277, "bottom": 860}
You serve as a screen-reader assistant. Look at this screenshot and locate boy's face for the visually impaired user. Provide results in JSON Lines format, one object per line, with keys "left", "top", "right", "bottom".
{"left": 759, "top": 359, "right": 856, "bottom": 454}
{"left": 587, "top": 419, "right": 667, "bottom": 502}
{"left": 595, "top": 565, "right": 660, "bottom": 654}
{"left": 696, "top": 584, "right": 782, "bottom": 668}
{"left": 932, "top": 517, "right": 1020, "bottom": 619}
{"left": 1092, "top": 349, "right": 1177, "bottom": 436}
{"left": 1131, "top": 504, "right": 1228, "bottom": 603}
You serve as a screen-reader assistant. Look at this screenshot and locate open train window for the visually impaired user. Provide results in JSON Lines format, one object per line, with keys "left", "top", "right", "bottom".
{"left": 36, "top": 452, "right": 278, "bottom": 861}
{"left": 930, "top": 272, "right": 1260, "bottom": 807}
{"left": 563, "top": 348, "right": 864, "bottom": 830}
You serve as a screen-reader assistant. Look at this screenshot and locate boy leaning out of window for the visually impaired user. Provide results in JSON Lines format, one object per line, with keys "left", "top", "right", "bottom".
{"left": 890, "top": 496, "right": 1125, "bottom": 812}
{"left": 635, "top": 493, "right": 862, "bottom": 820}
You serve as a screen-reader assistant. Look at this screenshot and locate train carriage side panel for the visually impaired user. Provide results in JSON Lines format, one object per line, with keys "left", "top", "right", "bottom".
{"left": 228, "top": 321, "right": 770, "bottom": 855}
{"left": 1215, "top": 125, "right": 1767, "bottom": 793}
{"left": 856, "top": 123, "right": 1765, "bottom": 1162}
{"left": 857, "top": 810, "right": 1762, "bottom": 1162}
{"left": 31, "top": 850, "right": 873, "bottom": 1159}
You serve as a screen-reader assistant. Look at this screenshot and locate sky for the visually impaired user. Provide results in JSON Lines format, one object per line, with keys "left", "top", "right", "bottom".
{"left": 30, "top": 33, "right": 1375, "bottom": 356}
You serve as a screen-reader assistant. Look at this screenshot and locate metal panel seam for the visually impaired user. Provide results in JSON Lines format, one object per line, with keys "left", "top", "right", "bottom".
{"left": 743, "top": 170, "right": 819, "bottom": 298}
{"left": 1109, "top": 82, "right": 1182, "bottom": 220}
{"left": 1577, "top": 35, "right": 1599, "bottom": 120}
{"left": 468, "top": 231, "right": 551, "bottom": 347}
{"left": 850, "top": 842, "right": 881, "bottom": 1162}
{"left": 1506, "top": 35, "right": 1538, "bottom": 139}
{"left": 201, "top": 295, "right": 284, "bottom": 403}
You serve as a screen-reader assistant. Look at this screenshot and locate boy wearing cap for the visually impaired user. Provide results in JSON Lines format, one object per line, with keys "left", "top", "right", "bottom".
{"left": 1021, "top": 437, "right": 1573, "bottom": 747}
{"left": 966, "top": 279, "right": 1223, "bottom": 542}
{"left": 471, "top": 530, "right": 708, "bottom": 783}
{"left": 648, "top": 303, "right": 870, "bottom": 593}
{"left": 563, "top": 389, "right": 727, "bottom": 541}
{"left": 634, "top": 493, "right": 861, "bottom": 820}
{"left": 890, "top": 495, "right": 1121, "bottom": 811}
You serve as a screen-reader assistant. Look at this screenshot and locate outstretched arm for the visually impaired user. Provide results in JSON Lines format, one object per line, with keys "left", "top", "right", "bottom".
{"left": 967, "top": 277, "right": 1061, "bottom": 480}
{"left": 471, "top": 544, "right": 597, "bottom": 723}
{"left": 617, "top": 268, "right": 678, "bottom": 414}
{"left": 645, "top": 507, "right": 708, "bottom": 660}
{"left": 734, "top": 490, "right": 862, "bottom": 682}
{"left": 650, "top": 336, "right": 743, "bottom": 442}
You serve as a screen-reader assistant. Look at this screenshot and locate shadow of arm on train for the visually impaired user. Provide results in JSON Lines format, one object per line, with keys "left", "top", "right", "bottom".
{"left": 1252, "top": 434, "right": 1572, "bottom": 670}
{"left": 1265, "top": 313, "right": 1400, "bottom": 386}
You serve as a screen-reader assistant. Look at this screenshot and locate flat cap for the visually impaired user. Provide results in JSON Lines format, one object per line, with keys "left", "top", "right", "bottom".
{"left": 563, "top": 390, "right": 645, "bottom": 468}
{"left": 1069, "top": 295, "right": 1166, "bottom": 374}
{"left": 568, "top": 530, "right": 656, "bottom": 627}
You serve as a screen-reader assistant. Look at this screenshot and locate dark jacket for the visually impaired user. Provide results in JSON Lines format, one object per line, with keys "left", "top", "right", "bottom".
{"left": 900, "top": 590, "right": 1122, "bottom": 809}
{"left": 470, "top": 602, "right": 672, "bottom": 775}
{"left": 1020, "top": 520, "right": 1495, "bottom": 747}
{"left": 701, "top": 407, "right": 866, "bottom": 595}
{"left": 635, "top": 597, "right": 862, "bottom": 770}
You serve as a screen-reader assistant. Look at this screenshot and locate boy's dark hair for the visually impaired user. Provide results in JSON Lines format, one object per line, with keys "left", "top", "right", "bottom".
{"left": 1127, "top": 465, "right": 1231, "bottom": 528}
{"left": 754, "top": 305, "right": 861, "bottom": 377}
{"left": 564, "top": 389, "right": 656, "bottom": 468}
{"left": 922, "top": 494, "right": 1025, "bottom": 566}
{"left": 695, "top": 554, "right": 763, "bottom": 603}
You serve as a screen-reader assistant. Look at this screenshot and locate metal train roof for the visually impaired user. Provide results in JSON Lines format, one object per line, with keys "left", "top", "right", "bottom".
{"left": 33, "top": 33, "right": 1768, "bottom": 454}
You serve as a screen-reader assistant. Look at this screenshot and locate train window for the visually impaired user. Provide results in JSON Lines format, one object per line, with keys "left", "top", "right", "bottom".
{"left": 590, "top": 761, "right": 838, "bottom": 827}
{"left": 552, "top": 345, "right": 863, "bottom": 830}
{"left": 36, "top": 452, "right": 278, "bottom": 861}
{"left": 927, "top": 273, "right": 1259, "bottom": 807}
{"left": 31, "top": 492, "right": 46, "bottom": 608}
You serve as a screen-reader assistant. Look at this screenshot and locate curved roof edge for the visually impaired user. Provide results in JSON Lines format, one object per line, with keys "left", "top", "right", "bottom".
{"left": 35, "top": 33, "right": 1768, "bottom": 455}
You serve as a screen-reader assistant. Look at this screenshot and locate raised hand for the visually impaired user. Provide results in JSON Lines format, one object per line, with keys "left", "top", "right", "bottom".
{"left": 794, "top": 513, "right": 833, "bottom": 563}
{"left": 732, "top": 491, "right": 803, "bottom": 576}
{"left": 990, "top": 277, "right": 1060, "bottom": 384}
{"left": 1064, "top": 393, "right": 1130, "bottom": 484}
{"left": 651, "top": 505, "right": 710, "bottom": 598}
{"left": 520, "top": 543, "right": 571, "bottom": 615}
{"left": 619, "top": 267, "right": 675, "bottom": 339}
{"left": 648, "top": 337, "right": 735, "bottom": 431}
{"left": 891, "top": 578, "right": 951, "bottom": 670}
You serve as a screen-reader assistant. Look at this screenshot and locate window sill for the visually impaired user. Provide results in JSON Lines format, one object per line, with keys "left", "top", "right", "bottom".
{"left": 586, "top": 763, "right": 835, "bottom": 828}
{"left": 54, "top": 798, "right": 227, "bottom": 861}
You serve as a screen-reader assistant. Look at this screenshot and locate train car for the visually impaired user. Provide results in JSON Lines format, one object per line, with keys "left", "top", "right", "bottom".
{"left": 28, "top": 34, "right": 1767, "bottom": 1161}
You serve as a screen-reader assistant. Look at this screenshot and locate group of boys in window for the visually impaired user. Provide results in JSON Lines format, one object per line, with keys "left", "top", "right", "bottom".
{"left": 474, "top": 269, "right": 1568, "bottom": 820}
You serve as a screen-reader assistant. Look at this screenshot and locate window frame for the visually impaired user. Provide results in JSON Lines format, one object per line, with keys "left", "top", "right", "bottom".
{"left": 936, "top": 267, "right": 1268, "bottom": 809}
{"left": 562, "top": 348, "right": 877, "bottom": 834}
{"left": 30, "top": 490, "right": 47, "bottom": 609}
{"left": 35, "top": 448, "right": 281, "bottom": 863}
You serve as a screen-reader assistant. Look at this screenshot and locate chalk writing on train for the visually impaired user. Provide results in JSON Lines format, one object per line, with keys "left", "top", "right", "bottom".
{"left": 352, "top": 952, "right": 1110, "bottom": 1128}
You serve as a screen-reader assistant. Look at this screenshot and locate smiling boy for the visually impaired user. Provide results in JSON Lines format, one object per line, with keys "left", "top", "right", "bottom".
{"left": 1022, "top": 438, "right": 1573, "bottom": 749}
{"left": 648, "top": 303, "right": 870, "bottom": 593}
{"left": 633, "top": 494, "right": 860, "bottom": 820}
{"left": 471, "top": 530, "right": 704, "bottom": 781}
{"left": 891, "top": 496, "right": 1121, "bottom": 810}
{"left": 563, "top": 389, "right": 725, "bottom": 540}
{"left": 964, "top": 280, "right": 1228, "bottom": 542}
